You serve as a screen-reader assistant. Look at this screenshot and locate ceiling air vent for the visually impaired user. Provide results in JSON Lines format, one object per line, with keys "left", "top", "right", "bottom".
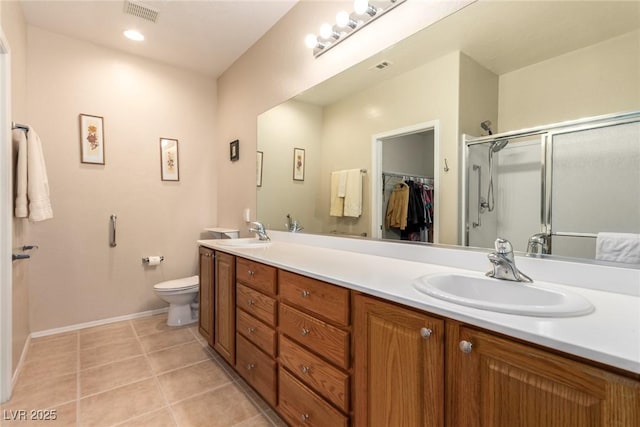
{"left": 123, "top": 0, "right": 159, "bottom": 23}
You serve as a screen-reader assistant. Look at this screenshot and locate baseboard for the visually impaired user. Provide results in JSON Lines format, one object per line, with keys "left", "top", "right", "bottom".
{"left": 11, "top": 334, "right": 31, "bottom": 390}
{"left": 30, "top": 307, "right": 169, "bottom": 339}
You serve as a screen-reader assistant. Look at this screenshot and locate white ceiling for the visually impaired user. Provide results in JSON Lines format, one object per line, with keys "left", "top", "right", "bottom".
{"left": 20, "top": 0, "right": 298, "bottom": 78}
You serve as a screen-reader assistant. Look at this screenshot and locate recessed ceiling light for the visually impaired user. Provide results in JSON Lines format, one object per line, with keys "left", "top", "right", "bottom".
{"left": 123, "top": 30, "right": 145, "bottom": 42}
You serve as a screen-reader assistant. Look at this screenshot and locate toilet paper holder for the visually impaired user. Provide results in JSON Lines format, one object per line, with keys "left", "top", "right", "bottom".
{"left": 142, "top": 256, "right": 164, "bottom": 264}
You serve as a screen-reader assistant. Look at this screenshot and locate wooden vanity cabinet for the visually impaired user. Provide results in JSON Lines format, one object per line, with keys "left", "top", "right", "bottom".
{"left": 446, "top": 321, "right": 640, "bottom": 427}
{"left": 235, "top": 257, "right": 278, "bottom": 407}
{"left": 277, "top": 271, "right": 352, "bottom": 427}
{"left": 353, "top": 293, "right": 444, "bottom": 427}
{"left": 213, "top": 251, "right": 236, "bottom": 365}
{"left": 198, "top": 246, "right": 214, "bottom": 346}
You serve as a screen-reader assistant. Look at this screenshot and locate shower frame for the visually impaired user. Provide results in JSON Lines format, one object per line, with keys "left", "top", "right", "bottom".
{"left": 461, "top": 110, "right": 640, "bottom": 250}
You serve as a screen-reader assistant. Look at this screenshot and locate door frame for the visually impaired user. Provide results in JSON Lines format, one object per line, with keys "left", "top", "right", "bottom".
{"left": 370, "top": 120, "right": 440, "bottom": 242}
{"left": 0, "top": 25, "right": 13, "bottom": 403}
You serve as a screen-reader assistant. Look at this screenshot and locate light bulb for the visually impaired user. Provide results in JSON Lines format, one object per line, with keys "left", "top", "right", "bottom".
{"left": 123, "top": 29, "right": 144, "bottom": 41}
{"left": 304, "top": 34, "right": 318, "bottom": 49}
{"left": 354, "top": 0, "right": 369, "bottom": 15}
{"left": 319, "top": 23, "right": 333, "bottom": 39}
{"left": 336, "top": 10, "right": 350, "bottom": 27}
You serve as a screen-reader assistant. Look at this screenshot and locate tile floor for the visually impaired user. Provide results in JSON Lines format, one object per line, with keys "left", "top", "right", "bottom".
{"left": 1, "top": 314, "right": 287, "bottom": 427}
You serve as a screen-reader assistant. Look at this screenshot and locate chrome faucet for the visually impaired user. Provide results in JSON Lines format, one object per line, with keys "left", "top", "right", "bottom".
{"left": 285, "top": 214, "right": 303, "bottom": 232}
{"left": 486, "top": 238, "right": 533, "bottom": 283}
{"left": 526, "top": 232, "right": 549, "bottom": 255}
{"left": 249, "top": 221, "right": 270, "bottom": 241}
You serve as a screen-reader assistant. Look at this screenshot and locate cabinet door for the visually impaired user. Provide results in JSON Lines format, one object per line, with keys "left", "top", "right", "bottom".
{"left": 198, "top": 246, "right": 214, "bottom": 346}
{"left": 447, "top": 321, "right": 640, "bottom": 427}
{"left": 213, "top": 251, "right": 236, "bottom": 365}
{"left": 353, "top": 294, "right": 444, "bottom": 427}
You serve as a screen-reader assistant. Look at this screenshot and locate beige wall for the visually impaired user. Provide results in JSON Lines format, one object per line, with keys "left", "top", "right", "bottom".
{"left": 216, "top": 0, "right": 473, "bottom": 236}
{"left": 498, "top": 30, "right": 640, "bottom": 131}
{"left": 25, "top": 27, "right": 217, "bottom": 331}
{"left": 257, "top": 100, "right": 324, "bottom": 232}
{"left": 2, "top": 0, "right": 30, "bottom": 376}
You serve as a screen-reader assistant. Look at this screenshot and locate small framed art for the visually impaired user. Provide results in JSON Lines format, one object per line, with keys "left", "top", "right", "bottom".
{"left": 160, "top": 137, "right": 179, "bottom": 181}
{"left": 230, "top": 140, "right": 240, "bottom": 161}
{"left": 79, "top": 114, "right": 105, "bottom": 164}
{"left": 256, "top": 151, "right": 263, "bottom": 187}
{"left": 293, "top": 148, "right": 305, "bottom": 181}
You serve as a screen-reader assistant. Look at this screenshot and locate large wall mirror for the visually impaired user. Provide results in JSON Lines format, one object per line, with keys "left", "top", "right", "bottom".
{"left": 257, "top": 0, "right": 640, "bottom": 266}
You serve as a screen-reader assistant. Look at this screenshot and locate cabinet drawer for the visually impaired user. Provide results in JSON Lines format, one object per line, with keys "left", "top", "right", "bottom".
{"left": 237, "top": 309, "right": 277, "bottom": 357}
{"left": 279, "top": 335, "right": 349, "bottom": 412}
{"left": 279, "top": 304, "right": 350, "bottom": 370}
{"left": 278, "top": 369, "right": 348, "bottom": 427}
{"left": 236, "top": 257, "right": 277, "bottom": 295}
{"left": 279, "top": 270, "right": 349, "bottom": 326}
{"left": 236, "top": 334, "right": 277, "bottom": 407}
{"left": 236, "top": 283, "right": 277, "bottom": 326}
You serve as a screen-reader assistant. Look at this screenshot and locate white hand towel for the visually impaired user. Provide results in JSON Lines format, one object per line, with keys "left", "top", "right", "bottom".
{"left": 13, "top": 129, "right": 28, "bottom": 218}
{"left": 26, "top": 126, "right": 53, "bottom": 222}
{"left": 329, "top": 171, "right": 344, "bottom": 217}
{"left": 343, "top": 168, "right": 362, "bottom": 217}
{"left": 337, "top": 169, "right": 348, "bottom": 198}
{"left": 596, "top": 232, "right": 640, "bottom": 265}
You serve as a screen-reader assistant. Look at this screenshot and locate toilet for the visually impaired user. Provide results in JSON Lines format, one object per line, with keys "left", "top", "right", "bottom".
{"left": 153, "top": 275, "right": 199, "bottom": 326}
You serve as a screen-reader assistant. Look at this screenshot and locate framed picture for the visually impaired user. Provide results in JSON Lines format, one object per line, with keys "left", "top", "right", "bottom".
{"left": 79, "top": 114, "right": 105, "bottom": 164}
{"left": 230, "top": 139, "right": 239, "bottom": 161}
{"left": 293, "top": 148, "right": 305, "bottom": 181}
{"left": 160, "top": 137, "right": 179, "bottom": 181}
{"left": 256, "top": 151, "right": 263, "bottom": 187}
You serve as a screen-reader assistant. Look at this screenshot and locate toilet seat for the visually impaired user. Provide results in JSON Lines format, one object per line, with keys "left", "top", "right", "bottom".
{"left": 153, "top": 275, "right": 199, "bottom": 292}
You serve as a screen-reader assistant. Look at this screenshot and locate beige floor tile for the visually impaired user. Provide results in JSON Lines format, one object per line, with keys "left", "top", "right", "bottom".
{"left": 114, "top": 407, "right": 177, "bottom": 427}
{"left": 78, "top": 378, "right": 165, "bottom": 427}
{"left": 264, "top": 409, "right": 288, "bottom": 427}
{"left": 236, "top": 378, "right": 270, "bottom": 412}
{"left": 233, "top": 414, "right": 275, "bottom": 427}
{"left": 79, "top": 321, "right": 136, "bottom": 350}
{"left": 26, "top": 334, "right": 77, "bottom": 362}
{"left": 131, "top": 314, "right": 172, "bottom": 337}
{"left": 80, "top": 355, "right": 153, "bottom": 397}
{"left": 157, "top": 360, "right": 233, "bottom": 403}
{"left": 0, "top": 401, "right": 76, "bottom": 427}
{"left": 80, "top": 339, "right": 143, "bottom": 369}
{"left": 171, "top": 383, "right": 261, "bottom": 427}
{"left": 139, "top": 328, "right": 195, "bottom": 353}
{"left": 17, "top": 352, "right": 77, "bottom": 387}
{"left": 0, "top": 373, "right": 76, "bottom": 413}
{"left": 147, "top": 341, "right": 211, "bottom": 374}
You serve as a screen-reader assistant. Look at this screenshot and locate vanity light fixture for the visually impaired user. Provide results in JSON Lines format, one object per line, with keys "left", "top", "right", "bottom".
{"left": 305, "top": 0, "right": 406, "bottom": 57}
{"left": 123, "top": 29, "right": 145, "bottom": 41}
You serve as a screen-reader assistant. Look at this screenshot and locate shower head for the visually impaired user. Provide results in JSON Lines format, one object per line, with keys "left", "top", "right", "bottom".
{"left": 480, "top": 120, "right": 493, "bottom": 135}
{"left": 490, "top": 139, "right": 509, "bottom": 152}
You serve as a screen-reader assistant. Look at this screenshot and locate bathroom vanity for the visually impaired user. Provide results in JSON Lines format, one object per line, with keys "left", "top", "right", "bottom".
{"left": 197, "top": 234, "right": 640, "bottom": 426}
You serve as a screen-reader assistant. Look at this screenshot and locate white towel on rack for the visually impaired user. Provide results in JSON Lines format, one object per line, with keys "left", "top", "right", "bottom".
{"left": 595, "top": 232, "right": 640, "bottom": 265}
{"left": 13, "top": 129, "right": 28, "bottom": 218}
{"left": 329, "top": 171, "right": 344, "bottom": 217}
{"left": 343, "top": 168, "right": 362, "bottom": 217}
{"left": 17, "top": 126, "right": 54, "bottom": 222}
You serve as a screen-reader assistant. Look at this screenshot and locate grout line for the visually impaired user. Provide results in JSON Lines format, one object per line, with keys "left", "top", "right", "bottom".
{"left": 77, "top": 374, "right": 155, "bottom": 400}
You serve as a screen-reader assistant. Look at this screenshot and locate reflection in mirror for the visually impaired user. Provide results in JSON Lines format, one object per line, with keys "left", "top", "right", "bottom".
{"left": 257, "top": 0, "right": 640, "bottom": 267}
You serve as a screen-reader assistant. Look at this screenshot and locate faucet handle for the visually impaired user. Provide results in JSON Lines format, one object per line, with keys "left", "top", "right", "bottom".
{"left": 494, "top": 237, "right": 512, "bottom": 254}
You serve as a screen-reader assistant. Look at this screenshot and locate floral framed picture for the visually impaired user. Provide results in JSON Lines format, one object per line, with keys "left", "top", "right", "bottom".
{"left": 256, "top": 151, "right": 263, "bottom": 187}
{"left": 293, "top": 148, "right": 305, "bottom": 181}
{"left": 160, "top": 138, "right": 180, "bottom": 181}
{"left": 79, "top": 114, "right": 105, "bottom": 164}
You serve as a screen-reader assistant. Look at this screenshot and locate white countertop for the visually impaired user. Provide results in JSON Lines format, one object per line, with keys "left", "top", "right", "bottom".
{"left": 197, "top": 234, "right": 640, "bottom": 375}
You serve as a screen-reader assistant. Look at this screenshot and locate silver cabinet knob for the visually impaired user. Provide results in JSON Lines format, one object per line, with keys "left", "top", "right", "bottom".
{"left": 246, "top": 327, "right": 255, "bottom": 334}
{"left": 459, "top": 340, "right": 473, "bottom": 354}
{"left": 247, "top": 299, "right": 255, "bottom": 306}
{"left": 247, "top": 270, "right": 254, "bottom": 277}
{"left": 301, "top": 328, "right": 310, "bottom": 336}
{"left": 301, "top": 414, "right": 310, "bottom": 422}
{"left": 301, "top": 366, "right": 310, "bottom": 374}
{"left": 301, "top": 290, "right": 310, "bottom": 298}
{"left": 247, "top": 363, "right": 255, "bottom": 370}
{"left": 420, "top": 327, "right": 432, "bottom": 339}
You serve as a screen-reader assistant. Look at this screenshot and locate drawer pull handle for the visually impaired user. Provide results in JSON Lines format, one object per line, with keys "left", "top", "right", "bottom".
{"left": 247, "top": 270, "right": 255, "bottom": 277}
{"left": 301, "top": 328, "right": 310, "bottom": 336}
{"left": 301, "top": 414, "right": 310, "bottom": 423}
{"left": 247, "top": 363, "right": 255, "bottom": 370}
{"left": 247, "top": 299, "right": 255, "bottom": 306}
{"left": 420, "top": 327, "right": 433, "bottom": 339}
{"left": 459, "top": 340, "right": 473, "bottom": 354}
{"left": 247, "top": 327, "right": 255, "bottom": 334}
{"left": 301, "top": 290, "right": 310, "bottom": 298}
{"left": 301, "top": 366, "right": 311, "bottom": 374}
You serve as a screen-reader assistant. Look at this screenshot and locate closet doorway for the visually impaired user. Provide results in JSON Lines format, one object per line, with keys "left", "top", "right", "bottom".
{"left": 371, "top": 120, "right": 439, "bottom": 243}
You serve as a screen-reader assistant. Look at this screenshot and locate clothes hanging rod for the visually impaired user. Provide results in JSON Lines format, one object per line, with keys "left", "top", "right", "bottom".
{"left": 11, "top": 121, "right": 29, "bottom": 131}
{"left": 383, "top": 171, "right": 433, "bottom": 180}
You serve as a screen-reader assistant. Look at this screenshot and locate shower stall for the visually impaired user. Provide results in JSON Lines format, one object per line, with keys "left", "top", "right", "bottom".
{"left": 462, "top": 111, "right": 640, "bottom": 260}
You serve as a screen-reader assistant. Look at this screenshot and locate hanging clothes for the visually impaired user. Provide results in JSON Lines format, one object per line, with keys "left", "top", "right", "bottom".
{"left": 385, "top": 182, "right": 409, "bottom": 230}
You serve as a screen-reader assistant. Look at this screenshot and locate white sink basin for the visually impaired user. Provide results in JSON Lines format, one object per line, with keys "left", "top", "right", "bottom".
{"left": 413, "top": 273, "right": 594, "bottom": 317}
{"left": 215, "top": 238, "right": 271, "bottom": 248}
